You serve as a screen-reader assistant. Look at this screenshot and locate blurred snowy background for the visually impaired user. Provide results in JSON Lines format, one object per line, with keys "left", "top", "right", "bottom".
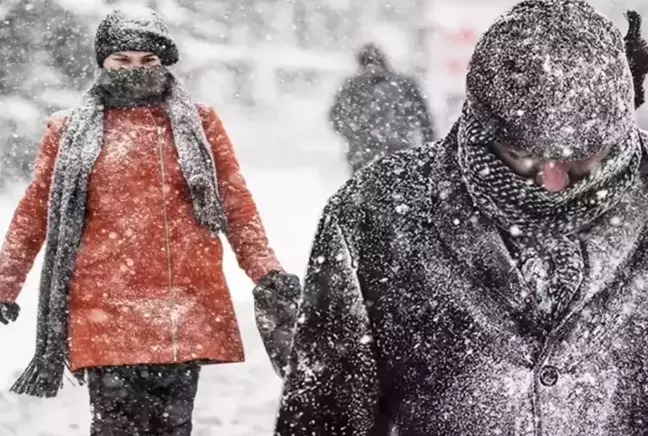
{"left": 1, "top": 0, "right": 648, "bottom": 434}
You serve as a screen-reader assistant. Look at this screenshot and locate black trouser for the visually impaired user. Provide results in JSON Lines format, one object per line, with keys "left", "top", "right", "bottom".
{"left": 87, "top": 364, "right": 201, "bottom": 436}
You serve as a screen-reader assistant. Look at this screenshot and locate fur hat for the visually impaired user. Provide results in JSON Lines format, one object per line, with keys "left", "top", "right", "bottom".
{"left": 466, "top": 0, "right": 637, "bottom": 160}
{"left": 95, "top": 6, "right": 179, "bottom": 67}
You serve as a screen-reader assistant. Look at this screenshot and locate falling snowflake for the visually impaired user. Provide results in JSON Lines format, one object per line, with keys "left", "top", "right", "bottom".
{"left": 359, "top": 335, "right": 372, "bottom": 345}
{"left": 395, "top": 203, "right": 410, "bottom": 215}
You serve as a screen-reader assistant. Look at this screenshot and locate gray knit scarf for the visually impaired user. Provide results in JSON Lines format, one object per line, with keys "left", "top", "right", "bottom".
{"left": 457, "top": 102, "right": 642, "bottom": 326}
{"left": 11, "top": 68, "right": 227, "bottom": 398}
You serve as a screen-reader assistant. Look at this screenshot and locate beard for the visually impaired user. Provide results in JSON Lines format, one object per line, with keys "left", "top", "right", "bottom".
{"left": 96, "top": 65, "right": 171, "bottom": 108}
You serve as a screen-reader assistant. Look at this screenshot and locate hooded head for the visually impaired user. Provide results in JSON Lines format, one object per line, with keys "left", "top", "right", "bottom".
{"left": 466, "top": 0, "right": 635, "bottom": 161}
{"left": 94, "top": 6, "right": 179, "bottom": 67}
{"left": 356, "top": 43, "right": 390, "bottom": 74}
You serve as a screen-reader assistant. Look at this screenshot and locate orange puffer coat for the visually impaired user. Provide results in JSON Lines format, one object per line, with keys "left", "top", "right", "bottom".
{"left": 0, "top": 104, "right": 281, "bottom": 371}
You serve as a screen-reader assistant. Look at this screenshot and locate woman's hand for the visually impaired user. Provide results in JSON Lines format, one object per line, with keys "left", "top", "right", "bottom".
{"left": 253, "top": 271, "right": 302, "bottom": 377}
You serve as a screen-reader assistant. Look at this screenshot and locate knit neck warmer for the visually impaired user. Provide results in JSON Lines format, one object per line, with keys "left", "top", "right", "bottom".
{"left": 96, "top": 66, "right": 171, "bottom": 108}
{"left": 457, "top": 102, "right": 642, "bottom": 326}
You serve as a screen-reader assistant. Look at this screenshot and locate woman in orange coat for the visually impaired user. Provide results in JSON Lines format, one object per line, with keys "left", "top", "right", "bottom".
{"left": 0, "top": 6, "right": 299, "bottom": 436}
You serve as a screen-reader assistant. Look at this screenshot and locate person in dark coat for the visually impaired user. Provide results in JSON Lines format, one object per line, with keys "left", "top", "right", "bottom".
{"left": 329, "top": 43, "right": 435, "bottom": 174}
{"left": 275, "top": 1, "right": 648, "bottom": 435}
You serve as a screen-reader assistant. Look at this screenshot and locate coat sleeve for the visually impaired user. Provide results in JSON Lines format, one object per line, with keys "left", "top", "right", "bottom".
{"left": 275, "top": 201, "right": 382, "bottom": 436}
{"left": 0, "top": 114, "right": 64, "bottom": 302}
{"left": 198, "top": 104, "right": 282, "bottom": 284}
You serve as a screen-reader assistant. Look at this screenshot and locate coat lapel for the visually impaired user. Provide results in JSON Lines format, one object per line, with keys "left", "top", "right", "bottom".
{"left": 553, "top": 180, "right": 648, "bottom": 333}
{"left": 420, "top": 147, "right": 543, "bottom": 363}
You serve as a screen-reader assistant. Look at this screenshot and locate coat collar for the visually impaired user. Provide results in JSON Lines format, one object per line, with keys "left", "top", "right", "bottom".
{"left": 426, "top": 155, "right": 533, "bottom": 324}
{"left": 400, "top": 137, "right": 541, "bottom": 365}
{"left": 552, "top": 179, "right": 648, "bottom": 336}
{"left": 421, "top": 135, "right": 648, "bottom": 353}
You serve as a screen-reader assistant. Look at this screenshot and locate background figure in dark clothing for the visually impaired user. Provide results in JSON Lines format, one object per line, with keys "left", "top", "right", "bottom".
{"left": 329, "top": 43, "right": 435, "bottom": 173}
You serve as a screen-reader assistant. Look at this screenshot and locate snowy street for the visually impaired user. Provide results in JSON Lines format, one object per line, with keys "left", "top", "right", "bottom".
{"left": 8, "top": 0, "right": 648, "bottom": 434}
{"left": 0, "top": 104, "right": 350, "bottom": 435}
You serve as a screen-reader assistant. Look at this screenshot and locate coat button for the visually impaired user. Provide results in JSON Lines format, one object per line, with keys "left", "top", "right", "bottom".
{"left": 540, "top": 365, "right": 559, "bottom": 387}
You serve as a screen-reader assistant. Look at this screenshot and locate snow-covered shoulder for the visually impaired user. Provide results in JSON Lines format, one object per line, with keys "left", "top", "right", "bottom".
{"left": 323, "top": 136, "right": 458, "bottom": 242}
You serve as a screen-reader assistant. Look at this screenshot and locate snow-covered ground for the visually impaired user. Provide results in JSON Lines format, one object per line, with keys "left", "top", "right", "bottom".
{"left": 0, "top": 104, "right": 350, "bottom": 435}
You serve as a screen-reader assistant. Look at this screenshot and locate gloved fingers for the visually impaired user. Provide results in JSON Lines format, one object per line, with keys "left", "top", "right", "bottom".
{"left": 258, "top": 271, "right": 302, "bottom": 300}
{"left": 0, "top": 302, "right": 20, "bottom": 324}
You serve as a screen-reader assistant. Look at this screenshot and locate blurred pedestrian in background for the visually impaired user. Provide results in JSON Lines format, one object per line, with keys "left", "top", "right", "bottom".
{"left": 329, "top": 43, "right": 435, "bottom": 174}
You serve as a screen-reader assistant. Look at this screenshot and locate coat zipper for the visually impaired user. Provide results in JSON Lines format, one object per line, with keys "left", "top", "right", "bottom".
{"left": 156, "top": 125, "right": 179, "bottom": 361}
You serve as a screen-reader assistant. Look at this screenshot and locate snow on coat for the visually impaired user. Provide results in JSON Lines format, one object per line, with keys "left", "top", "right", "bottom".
{"left": 278, "top": 1, "right": 648, "bottom": 434}
{"left": 275, "top": 127, "right": 648, "bottom": 435}
{"left": 0, "top": 104, "right": 281, "bottom": 371}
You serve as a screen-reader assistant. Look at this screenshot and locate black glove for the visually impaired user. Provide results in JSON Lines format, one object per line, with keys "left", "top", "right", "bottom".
{"left": 254, "top": 271, "right": 300, "bottom": 323}
{"left": 253, "top": 271, "right": 301, "bottom": 377}
{"left": 0, "top": 302, "right": 20, "bottom": 325}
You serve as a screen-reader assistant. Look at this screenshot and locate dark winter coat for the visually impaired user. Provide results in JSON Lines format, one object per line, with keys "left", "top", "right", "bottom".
{"left": 275, "top": 124, "right": 648, "bottom": 436}
{"left": 329, "top": 71, "right": 435, "bottom": 172}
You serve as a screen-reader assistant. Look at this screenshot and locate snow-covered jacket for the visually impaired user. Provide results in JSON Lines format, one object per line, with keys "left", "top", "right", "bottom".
{"left": 275, "top": 124, "right": 648, "bottom": 436}
{"left": 0, "top": 104, "right": 281, "bottom": 371}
